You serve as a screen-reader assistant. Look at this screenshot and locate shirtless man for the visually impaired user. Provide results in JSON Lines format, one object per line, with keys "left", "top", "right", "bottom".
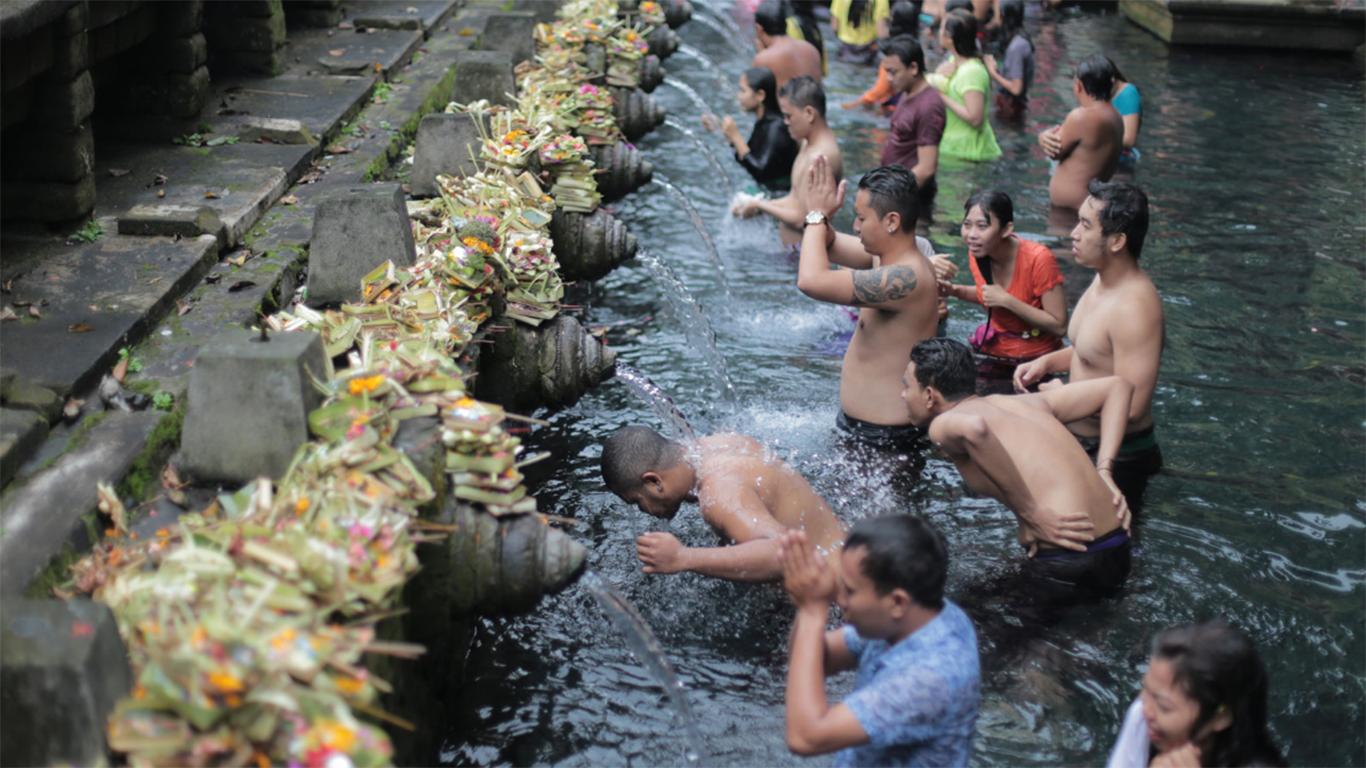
{"left": 733, "top": 76, "right": 843, "bottom": 248}
{"left": 600, "top": 426, "right": 845, "bottom": 582}
{"left": 903, "top": 338, "right": 1134, "bottom": 592}
{"left": 796, "top": 158, "right": 946, "bottom": 447}
{"left": 752, "top": 0, "right": 822, "bottom": 89}
{"left": 1037, "top": 55, "right": 1123, "bottom": 210}
{"left": 1014, "top": 180, "right": 1163, "bottom": 504}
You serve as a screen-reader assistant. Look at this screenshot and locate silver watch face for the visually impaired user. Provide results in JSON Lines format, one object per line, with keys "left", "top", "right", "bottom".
{"left": 805, "top": 211, "right": 824, "bottom": 225}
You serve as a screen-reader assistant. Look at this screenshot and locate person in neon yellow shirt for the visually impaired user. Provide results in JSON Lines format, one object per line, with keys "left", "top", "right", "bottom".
{"left": 830, "top": 0, "right": 891, "bottom": 65}
{"left": 926, "top": 11, "right": 1001, "bottom": 162}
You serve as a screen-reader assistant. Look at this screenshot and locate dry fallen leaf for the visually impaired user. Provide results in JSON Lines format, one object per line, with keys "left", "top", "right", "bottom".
{"left": 176, "top": 298, "right": 193, "bottom": 316}
{"left": 280, "top": 194, "right": 299, "bottom": 206}
{"left": 204, "top": 190, "right": 220, "bottom": 200}
{"left": 338, "top": 20, "right": 354, "bottom": 29}
{"left": 112, "top": 355, "right": 129, "bottom": 383}
{"left": 325, "top": 145, "right": 353, "bottom": 155}
{"left": 63, "top": 397, "right": 83, "bottom": 421}
{"left": 373, "top": 62, "right": 382, "bottom": 73}
{"left": 68, "top": 322, "right": 94, "bottom": 333}
{"left": 458, "top": 27, "right": 476, "bottom": 36}
{"left": 108, "top": 168, "right": 131, "bottom": 177}
{"left": 225, "top": 251, "right": 250, "bottom": 267}
{"left": 1, "top": 278, "right": 11, "bottom": 293}
{"left": 161, "top": 464, "right": 189, "bottom": 507}
{"left": 328, "top": 48, "right": 346, "bottom": 57}
{"left": 0, "top": 307, "right": 17, "bottom": 321}
{"left": 27, "top": 305, "right": 40, "bottom": 319}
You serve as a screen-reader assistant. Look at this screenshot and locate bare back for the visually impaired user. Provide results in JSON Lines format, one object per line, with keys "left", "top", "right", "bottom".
{"left": 754, "top": 36, "right": 823, "bottom": 91}
{"left": 1066, "top": 272, "right": 1163, "bottom": 436}
{"left": 841, "top": 239, "right": 939, "bottom": 425}
{"left": 944, "top": 397, "right": 1120, "bottom": 544}
{"left": 695, "top": 434, "right": 844, "bottom": 553}
{"left": 1050, "top": 103, "right": 1123, "bottom": 209}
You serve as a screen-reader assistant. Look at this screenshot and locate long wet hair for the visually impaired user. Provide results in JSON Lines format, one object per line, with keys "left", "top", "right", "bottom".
{"left": 846, "top": 0, "right": 875, "bottom": 28}
{"left": 743, "top": 66, "right": 781, "bottom": 115}
{"left": 996, "top": 0, "right": 1030, "bottom": 57}
{"left": 888, "top": 0, "right": 921, "bottom": 38}
{"left": 1151, "top": 621, "right": 1286, "bottom": 767}
{"left": 963, "top": 189, "right": 1014, "bottom": 228}
{"left": 942, "top": 10, "right": 979, "bottom": 59}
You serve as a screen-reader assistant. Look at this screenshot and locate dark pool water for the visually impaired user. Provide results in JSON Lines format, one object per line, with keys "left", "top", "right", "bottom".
{"left": 437, "top": 4, "right": 1366, "bottom": 766}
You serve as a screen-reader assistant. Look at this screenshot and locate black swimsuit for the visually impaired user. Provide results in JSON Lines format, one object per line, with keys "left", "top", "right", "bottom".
{"left": 737, "top": 111, "right": 799, "bottom": 191}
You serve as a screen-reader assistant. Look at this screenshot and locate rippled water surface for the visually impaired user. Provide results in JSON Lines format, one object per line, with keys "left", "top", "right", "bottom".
{"left": 438, "top": 4, "right": 1365, "bottom": 766}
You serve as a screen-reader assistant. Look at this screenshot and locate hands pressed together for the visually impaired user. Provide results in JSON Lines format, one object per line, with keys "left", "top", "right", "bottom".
{"left": 778, "top": 530, "right": 837, "bottom": 610}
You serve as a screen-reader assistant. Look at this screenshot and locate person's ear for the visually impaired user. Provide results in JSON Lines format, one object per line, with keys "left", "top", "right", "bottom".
{"left": 885, "top": 211, "right": 901, "bottom": 234}
{"left": 887, "top": 588, "right": 912, "bottom": 619}
{"left": 924, "top": 385, "right": 943, "bottom": 412}
{"left": 641, "top": 471, "right": 665, "bottom": 494}
{"left": 1002, "top": 219, "right": 1015, "bottom": 238}
{"left": 1207, "top": 705, "right": 1233, "bottom": 734}
{"left": 1108, "top": 231, "right": 1127, "bottom": 254}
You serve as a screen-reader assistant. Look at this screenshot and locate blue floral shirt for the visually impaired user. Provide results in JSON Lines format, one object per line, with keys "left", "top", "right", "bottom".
{"left": 835, "top": 600, "right": 981, "bottom": 768}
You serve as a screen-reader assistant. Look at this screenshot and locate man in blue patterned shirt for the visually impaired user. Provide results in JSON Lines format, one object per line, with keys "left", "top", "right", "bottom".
{"left": 778, "top": 515, "right": 980, "bottom": 766}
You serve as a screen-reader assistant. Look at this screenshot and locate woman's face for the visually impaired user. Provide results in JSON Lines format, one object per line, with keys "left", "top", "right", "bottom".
{"left": 737, "top": 75, "right": 762, "bottom": 113}
{"left": 960, "top": 204, "right": 1009, "bottom": 258}
{"left": 1140, "top": 658, "right": 1203, "bottom": 754}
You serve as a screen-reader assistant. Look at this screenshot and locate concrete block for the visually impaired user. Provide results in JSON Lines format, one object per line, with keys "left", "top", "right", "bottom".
{"left": 507, "top": 0, "right": 560, "bottom": 24}
{"left": 32, "top": 70, "right": 94, "bottom": 130}
{"left": 160, "top": 32, "right": 209, "bottom": 74}
{"left": 0, "top": 175, "right": 96, "bottom": 223}
{"left": 158, "top": 0, "right": 205, "bottom": 37}
{"left": 451, "top": 50, "right": 516, "bottom": 106}
{"left": 163, "top": 65, "right": 211, "bottom": 118}
{"left": 1, "top": 378, "right": 61, "bottom": 422}
{"left": 57, "top": 0, "right": 89, "bottom": 35}
{"left": 0, "top": 32, "right": 53, "bottom": 94}
{"left": 410, "top": 112, "right": 487, "bottom": 198}
{"left": 307, "top": 184, "right": 417, "bottom": 305}
{"left": 0, "top": 408, "right": 48, "bottom": 486}
{"left": 205, "top": 12, "right": 286, "bottom": 53}
{"left": 209, "top": 47, "right": 284, "bottom": 76}
{"left": 87, "top": 1, "right": 137, "bottom": 30}
{"left": 179, "top": 329, "right": 329, "bottom": 483}
{"left": 229, "top": 0, "right": 286, "bottom": 18}
{"left": 238, "top": 116, "right": 317, "bottom": 145}
{"left": 117, "top": 203, "right": 223, "bottom": 238}
{"left": 87, "top": 2, "right": 156, "bottom": 65}
{"left": 49, "top": 28, "right": 89, "bottom": 80}
{"left": 481, "top": 12, "right": 538, "bottom": 67}
{"left": 1, "top": 123, "right": 94, "bottom": 183}
{"left": 0, "top": 599, "right": 132, "bottom": 767}
{"left": 290, "top": 6, "right": 343, "bottom": 27}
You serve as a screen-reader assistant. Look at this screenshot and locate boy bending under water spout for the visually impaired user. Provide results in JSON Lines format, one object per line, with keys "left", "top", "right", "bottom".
{"left": 600, "top": 427, "right": 845, "bottom": 582}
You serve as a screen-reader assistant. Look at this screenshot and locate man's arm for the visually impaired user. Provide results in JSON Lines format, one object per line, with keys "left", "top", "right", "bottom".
{"left": 797, "top": 222, "right": 920, "bottom": 309}
{"left": 1109, "top": 298, "right": 1163, "bottom": 424}
{"left": 751, "top": 193, "right": 806, "bottom": 228}
{"left": 911, "top": 144, "right": 939, "bottom": 188}
{"left": 1031, "top": 376, "right": 1134, "bottom": 464}
{"left": 1013, "top": 346, "right": 1073, "bottom": 392}
{"left": 1050, "top": 109, "right": 1085, "bottom": 162}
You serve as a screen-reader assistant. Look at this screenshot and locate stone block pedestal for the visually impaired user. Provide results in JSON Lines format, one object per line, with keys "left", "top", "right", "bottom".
{"left": 306, "top": 184, "right": 417, "bottom": 305}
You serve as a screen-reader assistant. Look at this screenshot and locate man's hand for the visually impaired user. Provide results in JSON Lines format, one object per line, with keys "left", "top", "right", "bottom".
{"left": 840, "top": 99, "right": 864, "bottom": 110}
{"left": 779, "top": 531, "right": 837, "bottom": 610}
{"left": 1023, "top": 509, "right": 1094, "bottom": 554}
{"left": 1150, "top": 744, "right": 1201, "bottom": 768}
{"left": 731, "top": 194, "right": 762, "bottom": 219}
{"left": 981, "top": 284, "right": 1014, "bottom": 308}
{"left": 801, "top": 154, "right": 846, "bottom": 218}
{"left": 637, "top": 532, "right": 688, "bottom": 574}
{"left": 1100, "top": 469, "right": 1131, "bottom": 531}
{"left": 1013, "top": 357, "right": 1050, "bottom": 392}
{"left": 1038, "top": 126, "right": 1062, "bottom": 158}
{"left": 930, "top": 254, "right": 958, "bottom": 282}
{"left": 721, "top": 115, "right": 741, "bottom": 143}
{"left": 700, "top": 112, "right": 719, "bottom": 132}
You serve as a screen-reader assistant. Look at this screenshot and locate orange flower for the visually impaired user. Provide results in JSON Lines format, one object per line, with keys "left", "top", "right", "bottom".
{"left": 132, "top": 684, "right": 147, "bottom": 700}
{"left": 191, "top": 625, "right": 208, "bottom": 647}
{"left": 208, "top": 670, "right": 244, "bottom": 693}
{"left": 335, "top": 675, "right": 366, "bottom": 695}
{"left": 294, "top": 497, "right": 311, "bottom": 516}
{"left": 156, "top": 528, "right": 170, "bottom": 538}
{"left": 319, "top": 721, "right": 358, "bottom": 752}
{"left": 225, "top": 694, "right": 242, "bottom": 707}
{"left": 270, "top": 628, "right": 297, "bottom": 651}
{"left": 348, "top": 374, "right": 385, "bottom": 396}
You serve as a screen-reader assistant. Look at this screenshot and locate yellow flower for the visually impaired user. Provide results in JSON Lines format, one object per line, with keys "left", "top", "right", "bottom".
{"left": 208, "top": 670, "right": 244, "bottom": 693}
{"left": 270, "top": 628, "right": 297, "bottom": 651}
{"left": 319, "top": 721, "right": 358, "bottom": 752}
{"left": 335, "top": 676, "right": 366, "bottom": 695}
{"left": 191, "top": 625, "right": 207, "bottom": 647}
{"left": 348, "top": 374, "right": 385, "bottom": 396}
{"left": 294, "top": 497, "right": 310, "bottom": 516}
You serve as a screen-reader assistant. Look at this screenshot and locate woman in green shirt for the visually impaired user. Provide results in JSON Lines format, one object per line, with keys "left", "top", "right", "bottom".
{"left": 926, "top": 11, "right": 1001, "bottom": 162}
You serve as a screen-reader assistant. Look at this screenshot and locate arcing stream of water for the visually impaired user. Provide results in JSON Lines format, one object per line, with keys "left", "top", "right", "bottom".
{"left": 662, "top": 117, "right": 735, "bottom": 191}
{"left": 650, "top": 174, "right": 731, "bottom": 299}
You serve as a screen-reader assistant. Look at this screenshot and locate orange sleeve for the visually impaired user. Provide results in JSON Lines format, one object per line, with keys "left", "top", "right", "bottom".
{"left": 1025, "top": 241, "right": 1065, "bottom": 298}
{"left": 860, "top": 61, "right": 894, "bottom": 105}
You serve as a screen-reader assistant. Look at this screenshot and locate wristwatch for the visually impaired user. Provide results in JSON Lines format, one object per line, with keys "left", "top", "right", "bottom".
{"left": 803, "top": 210, "right": 827, "bottom": 228}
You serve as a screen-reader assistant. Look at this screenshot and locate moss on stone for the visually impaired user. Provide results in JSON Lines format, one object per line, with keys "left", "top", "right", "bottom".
{"left": 114, "top": 408, "right": 184, "bottom": 504}
{"left": 23, "top": 542, "right": 80, "bottom": 598}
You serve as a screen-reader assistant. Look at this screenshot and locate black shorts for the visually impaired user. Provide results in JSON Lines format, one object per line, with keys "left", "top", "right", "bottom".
{"left": 835, "top": 411, "right": 926, "bottom": 451}
{"left": 1024, "top": 528, "right": 1132, "bottom": 597}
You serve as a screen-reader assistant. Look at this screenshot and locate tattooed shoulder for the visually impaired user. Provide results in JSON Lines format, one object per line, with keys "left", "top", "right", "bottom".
{"left": 851, "top": 265, "right": 919, "bottom": 306}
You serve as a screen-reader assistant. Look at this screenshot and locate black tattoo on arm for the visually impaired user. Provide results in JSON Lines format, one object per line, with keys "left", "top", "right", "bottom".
{"left": 851, "top": 265, "right": 919, "bottom": 306}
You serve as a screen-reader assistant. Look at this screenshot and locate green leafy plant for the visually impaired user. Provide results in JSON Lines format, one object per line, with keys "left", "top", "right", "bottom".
{"left": 71, "top": 218, "right": 103, "bottom": 244}
{"left": 152, "top": 391, "right": 174, "bottom": 411}
{"left": 372, "top": 82, "right": 393, "bottom": 103}
{"left": 342, "top": 121, "right": 364, "bottom": 137}
{"left": 118, "top": 347, "right": 144, "bottom": 374}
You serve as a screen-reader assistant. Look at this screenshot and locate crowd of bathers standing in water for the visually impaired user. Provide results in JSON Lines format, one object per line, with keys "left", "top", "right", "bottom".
{"left": 598, "top": 1, "right": 1287, "bottom": 766}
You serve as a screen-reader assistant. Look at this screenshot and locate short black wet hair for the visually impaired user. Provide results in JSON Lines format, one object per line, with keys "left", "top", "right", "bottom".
{"left": 882, "top": 35, "right": 925, "bottom": 78}
{"left": 888, "top": 0, "right": 921, "bottom": 38}
{"left": 743, "top": 66, "right": 781, "bottom": 114}
{"left": 942, "top": 9, "right": 978, "bottom": 58}
{"left": 963, "top": 189, "right": 1014, "bottom": 227}
{"left": 857, "top": 164, "right": 919, "bottom": 231}
{"left": 778, "top": 75, "right": 826, "bottom": 118}
{"left": 909, "top": 338, "right": 976, "bottom": 400}
{"left": 1075, "top": 54, "right": 1116, "bottom": 100}
{"left": 845, "top": 515, "right": 948, "bottom": 609}
{"left": 1086, "top": 179, "right": 1149, "bottom": 259}
{"left": 754, "top": 0, "right": 788, "bottom": 35}
{"left": 601, "top": 426, "right": 683, "bottom": 495}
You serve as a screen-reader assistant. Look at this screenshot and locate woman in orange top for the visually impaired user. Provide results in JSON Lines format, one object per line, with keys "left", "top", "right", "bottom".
{"left": 942, "top": 190, "right": 1067, "bottom": 393}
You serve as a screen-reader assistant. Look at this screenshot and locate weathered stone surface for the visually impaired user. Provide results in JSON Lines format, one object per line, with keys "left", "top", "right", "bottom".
{"left": 0, "top": 174, "right": 95, "bottom": 222}
{"left": 451, "top": 49, "right": 515, "bottom": 106}
{"left": 117, "top": 203, "right": 223, "bottom": 238}
{"left": 163, "top": 65, "right": 211, "bottom": 118}
{"left": 307, "top": 28, "right": 423, "bottom": 76}
{"left": 209, "top": 47, "right": 283, "bottom": 76}
{"left": 205, "top": 11, "right": 286, "bottom": 53}
{"left": 238, "top": 116, "right": 317, "bottom": 145}
{"left": 0, "top": 408, "right": 47, "bottom": 486}
{"left": 612, "top": 86, "right": 666, "bottom": 141}
{"left": 32, "top": 70, "right": 93, "bottom": 129}
{"left": 1, "top": 378, "right": 61, "bottom": 422}
{"left": 638, "top": 53, "right": 664, "bottom": 92}
{"left": 0, "top": 599, "right": 132, "bottom": 766}
{"left": 0, "top": 30, "right": 52, "bottom": 94}
{"left": 0, "top": 122, "right": 94, "bottom": 183}
{"left": 49, "top": 27, "right": 87, "bottom": 79}
{"left": 549, "top": 207, "right": 639, "bottom": 281}
{"left": 505, "top": 0, "right": 560, "bottom": 23}
{"left": 438, "top": 504, "right": 588, "bottom": 615}
{"left": 157, "top": 0, "right": 204, "bottom": 37}
{"left": 647, "top": 24, "right": 679, "bottom": 59}
{"left": 476, "top": 315, "right": 617, "bottom": 412}
{"left": 230, "top": 0, "right": 285, "bottom": 19}
{"left": 480, "top": 12, "right": 537, "bottom": 67}
{"left": 200, "top": 74, "right": 376, "bottom": 146}
{"left": 86, "top": 0, "right": 137, "bottom": 31}
{"left": 289, "top": 6, "right": 343, "bottom": 27}
{"left": 0, "top": 232, "right": 218, "bottom": 396}
{"left": 590, "top": 140, "right": 653, "bottom": 202}
{"left": 410, "top": 112, "right": 487, "bottom": 198}
{"left": 179, "top": 328, "right": 329, "bottom": 483}
{"left": 346, "top": 0, "right": 460, "bottom": 31}
{"left": 306, "top": 184, "right": 416, "bottom": 305}
{"left": 161, "top": 32, "right": 208, "bottom": 74}
{"left": 87, "top": 2, "right": 155, "bottom": 65}
{"left": 664, "top": 0, "right": 693, "bottom": 28}
{"left": 1120, "top": 0, "right": 1365, "bottom": 51}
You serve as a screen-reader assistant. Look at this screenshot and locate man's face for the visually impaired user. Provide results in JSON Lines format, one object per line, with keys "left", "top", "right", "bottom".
{"left": 779, "top": 96, "right": 812, "bottom": 140}
{"left": 836, "top": 547, "right": 896, "bottom": 639}
{"left": 852, "top": 189, "right": 886, "bottom": 255}
{"left": 901, "top": 360, "right": 934, "bottom": 426}
{"left": 1070, "top": 196, "right": 1109, "bottom": 268}
{"left": 617, "top": 475, "right": 687, "bottom": 520}
{"left": 883, "top": 54, "right": 916, "bottom": 94}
